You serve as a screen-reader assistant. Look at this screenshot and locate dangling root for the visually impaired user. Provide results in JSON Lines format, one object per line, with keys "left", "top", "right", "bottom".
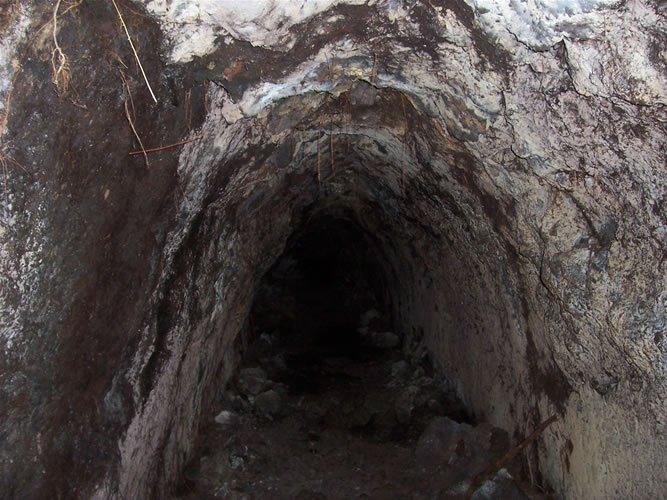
{"left": 51, "top": 0, "right": 71, "bottom": 95}
{"left": 120, "top": 71, "right": 149, "bottom": 168}
{"left": 111, "top": 0, "right": 158, "bottom": 103}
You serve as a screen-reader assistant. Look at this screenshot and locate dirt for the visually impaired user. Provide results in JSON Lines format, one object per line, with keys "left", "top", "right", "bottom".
{"left": 174, "top": 322, "right": 547, "bottom": 500}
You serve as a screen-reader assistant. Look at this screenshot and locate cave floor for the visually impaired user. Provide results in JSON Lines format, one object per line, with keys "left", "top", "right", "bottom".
{"left": 175, "top": 326, "right": 547, "bottom": 500}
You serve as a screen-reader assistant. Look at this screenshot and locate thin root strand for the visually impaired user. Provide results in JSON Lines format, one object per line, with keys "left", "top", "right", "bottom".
{"left": 128, "top": 134, "right": 205, "bottom": 155}
{"left": 111, "top": 0, "right": 158, "bottom": 104}
{"left": 120, "top": 71, "right": 149, "bottom": 168}
{"left": 51, "top": 0, "right": 71, "bottom": 95}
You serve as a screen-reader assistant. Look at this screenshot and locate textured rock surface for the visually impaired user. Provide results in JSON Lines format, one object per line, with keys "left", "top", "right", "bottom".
{"left": 0, "top": 0, "right": 665, "bottom": 498}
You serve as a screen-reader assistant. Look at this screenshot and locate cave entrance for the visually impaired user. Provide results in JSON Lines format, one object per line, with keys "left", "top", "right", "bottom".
{"left": 178, "top": 213, "right": 540, "bottom": 499}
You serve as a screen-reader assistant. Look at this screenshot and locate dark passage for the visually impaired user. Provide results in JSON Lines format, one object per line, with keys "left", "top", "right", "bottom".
{"left": 177, "top": 217, "right": 542, "bottom": 499}
{"left": 250, "top": 215, "right": 389, "bottom": 362}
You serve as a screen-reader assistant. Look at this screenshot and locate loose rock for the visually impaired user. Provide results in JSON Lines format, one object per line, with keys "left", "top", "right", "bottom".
{"left": 214, "top": 410, "right": 238, "bottom": 425}
{"left": 254, "top": 389, "right": 283, "bottom": 417}
{"left": 238, "top": 367, "right": 268, "bottom": 396}
{"left": 416, "top": 416, "right": 472, "bottom": 465}
{"left": 395, "top": 385, "right": 419, "bottom": 424}
{"left": 391, "top": 360, "right": 409, "bottom": 378}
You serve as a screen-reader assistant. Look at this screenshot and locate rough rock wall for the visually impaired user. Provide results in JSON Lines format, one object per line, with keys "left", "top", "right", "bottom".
{"left": 0, "top": 0, "right": 665, "bottom": 498}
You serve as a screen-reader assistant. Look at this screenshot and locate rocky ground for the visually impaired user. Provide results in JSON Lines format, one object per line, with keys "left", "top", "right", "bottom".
{"left": 174, "top": 315, "right": 549, "bottom": 500}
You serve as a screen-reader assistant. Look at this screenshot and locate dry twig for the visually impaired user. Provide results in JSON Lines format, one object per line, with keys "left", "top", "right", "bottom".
{"left": 0, "top": 155, "right": 7, "bottom": 207}
{"left": 184, "top": 88, "right": 192, "bottom": 129}
{"left": 60, "top": 0, "right": 83, "bottom": 17}
{"left": 129, "top": 134, "right": 205, "bottom": 155}
{"left": 111, "top": 0, "right": 157, "bottom": 103}
{"left": 120, "top": 71, "right": 149, "bottom": 167}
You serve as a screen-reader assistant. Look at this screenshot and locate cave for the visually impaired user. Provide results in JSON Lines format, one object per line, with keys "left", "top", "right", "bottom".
{"left": 0, "top": 0, "right": 665, "bottom": 499}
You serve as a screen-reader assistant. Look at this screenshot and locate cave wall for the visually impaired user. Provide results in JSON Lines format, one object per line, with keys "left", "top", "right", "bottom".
{"left": 0, "top": 0, "right": 665, "bottom": 498}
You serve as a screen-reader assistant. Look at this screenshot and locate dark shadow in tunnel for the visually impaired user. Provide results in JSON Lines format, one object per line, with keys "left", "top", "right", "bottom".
{"left": 248, "top": 214, "right": 393, "bottom": 361}
{"left": 240, "top": 213, "right": 409, "bottom": 404}
{"left": 239, "top": 212, "right": 470, "bottom": 424}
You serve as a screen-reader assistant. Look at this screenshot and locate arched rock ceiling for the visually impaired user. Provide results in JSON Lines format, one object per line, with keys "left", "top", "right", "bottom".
{"left": 0, "top": 1, "right": 665, "bottom": 499}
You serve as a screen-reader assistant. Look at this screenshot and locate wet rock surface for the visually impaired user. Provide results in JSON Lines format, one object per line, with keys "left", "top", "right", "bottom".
{"left": 176, "top": 327, "right": 537, "bottom": 500}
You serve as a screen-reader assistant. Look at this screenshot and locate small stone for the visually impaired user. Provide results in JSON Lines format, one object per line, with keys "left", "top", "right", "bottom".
{"left": 461, "top": 422, "right": 508, "bottom": 458}
{"left": 414, "top": 376, "right": 434, "bottom": 389}
{"left": 395, "top": 385, "right": 419, "bottom": 424}
{"left": 470, "top": 469, "right": 529, "bottom": 500}
{"left": 229, "top": 454, "right": 245, "bottom": 471}
{"left": 214, "top": 410, "right": 238, "bottom": 425}
{"left": 391, "top": 360, "right": 409, "bottom": 378}
{"left": 254, "top": 389, "right": 282, "bottom": 416}
{"left": 359, "top": 308, "right": 380, "bottom": 327}
{"left": 416, "top": 416, "right": 471, "bottom": 465}
{"left": 259, "top": 332, "right": 275, "bottom": 345}
{"left": 238, "top": 367, "right": 268, "bottom": 395}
